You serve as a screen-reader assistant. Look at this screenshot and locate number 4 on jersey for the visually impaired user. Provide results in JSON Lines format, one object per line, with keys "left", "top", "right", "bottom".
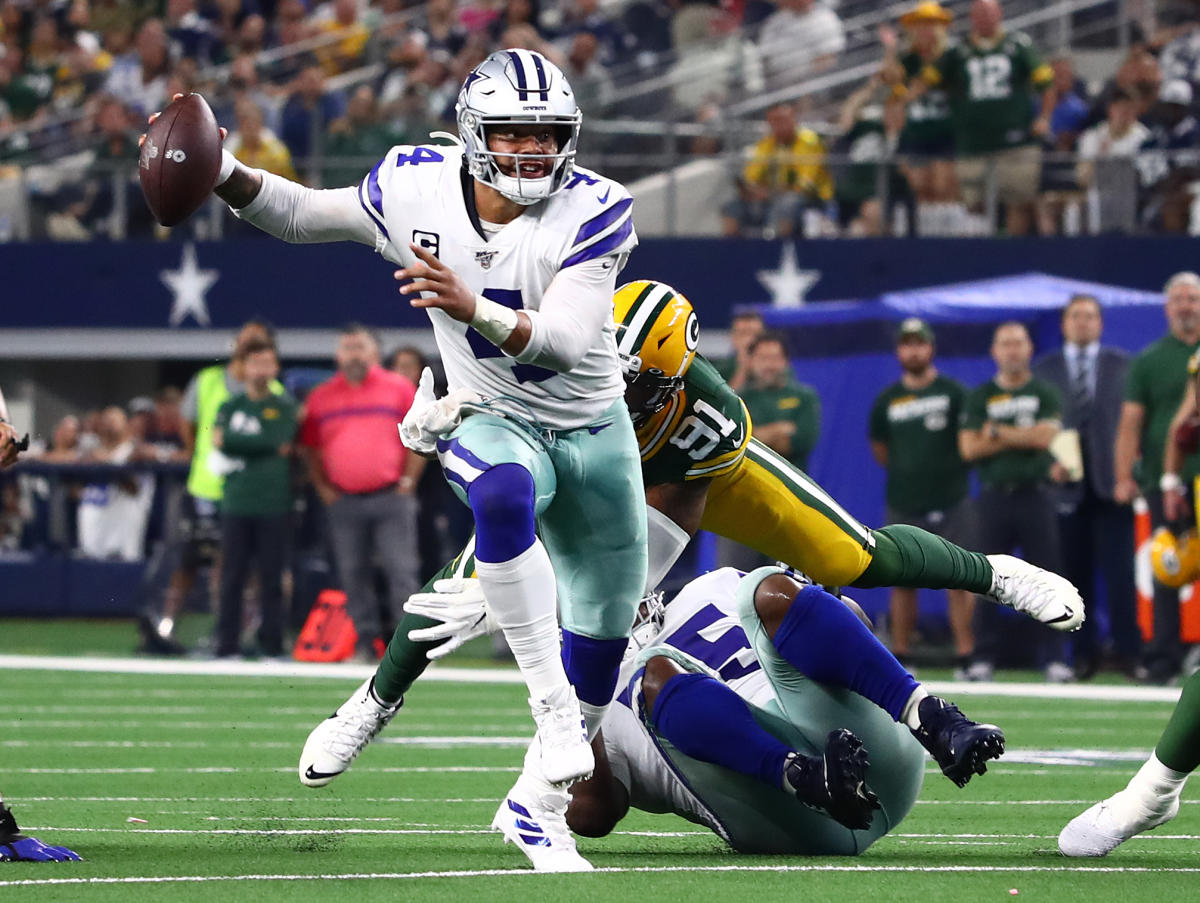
{"left": 395, "top": 147, "right": 445, "bottom": 166}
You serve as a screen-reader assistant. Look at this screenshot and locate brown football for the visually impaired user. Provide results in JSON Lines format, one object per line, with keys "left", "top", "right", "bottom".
{"left": 138, "top": 93, "right": 222, "bottom": 227}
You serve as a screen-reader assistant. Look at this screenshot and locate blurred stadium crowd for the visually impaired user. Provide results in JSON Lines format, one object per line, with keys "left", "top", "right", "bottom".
{"left": 2, "top": 0, "right": 1200, "bottom": 237}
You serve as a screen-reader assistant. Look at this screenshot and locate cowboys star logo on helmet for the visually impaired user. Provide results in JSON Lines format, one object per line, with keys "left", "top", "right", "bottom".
{"left": 614, "top": 280, "right": 701, "bottom": 424}
{"left": 456, "top": 49, "right": 582, "bottom": 205}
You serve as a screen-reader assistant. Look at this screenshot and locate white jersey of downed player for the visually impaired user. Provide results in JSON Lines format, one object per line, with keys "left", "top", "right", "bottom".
{"left": 602, "top": 568, "right": 771, "bottom": 836}
{"left": 358, "top": 143, "right": 636, "bottom": 430}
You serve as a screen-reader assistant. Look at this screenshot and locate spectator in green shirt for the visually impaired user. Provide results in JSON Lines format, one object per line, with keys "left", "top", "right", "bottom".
{"left": 869, "top": 318, "right": 973, "bottom": 673}
{"left": 923, "top": 0, "right": 1056, "bottom": 235}
{"left": 711, "top": 310, "right": 764, "bottom": 392}
{"left": 739, "top": 331, "right": 821, "bottom": 471}
{"left": 959, "top": 321, "right": 1068, "bottom": 682}
{"left": 1115, "top": 271, "right": 1200, "bottom": 683}
{"left": 211, "top": 338, "right": 298, "bottom": 659}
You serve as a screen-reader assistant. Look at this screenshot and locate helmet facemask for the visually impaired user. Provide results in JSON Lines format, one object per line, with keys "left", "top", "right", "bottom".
{"left": 456, "top": 50, "right": 582, "bottom": 206}
{"left": 621, "top": 352, "right": 684, "bottom": 426}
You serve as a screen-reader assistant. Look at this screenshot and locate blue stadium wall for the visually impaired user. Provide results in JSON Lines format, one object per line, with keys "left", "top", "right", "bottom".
{"left": 3, "top": 236, "right": 1198, "bottom": 626}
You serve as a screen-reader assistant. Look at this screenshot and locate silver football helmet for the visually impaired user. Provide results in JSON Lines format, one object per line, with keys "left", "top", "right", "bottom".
{"left": 456, "top": 49, "right": 582, "bottom": 206}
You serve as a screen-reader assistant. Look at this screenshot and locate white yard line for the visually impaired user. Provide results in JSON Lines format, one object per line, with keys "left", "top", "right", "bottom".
{"left": 0, "top": 654, "right": 525, "bottom": 684}
{"left": 0, "top": 655, "right": 1186, "bottom": 702}
{"left": 5, "top": 864, "right": 1200, "bottom": 888}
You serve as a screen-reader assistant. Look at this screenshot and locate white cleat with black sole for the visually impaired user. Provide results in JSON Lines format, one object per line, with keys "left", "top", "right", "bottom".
{"left": 986, "top": 554, "right": 1085, "bottom": 631}
{"left": 298, "top": 677, "right": 401, "bottom": 787}
{"left": 1058, "top": 790, "right": 1180, "bottom": 857}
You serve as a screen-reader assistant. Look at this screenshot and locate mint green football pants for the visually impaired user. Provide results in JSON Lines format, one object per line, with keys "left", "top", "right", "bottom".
{"left": 435, "top": 399, "right": 647, "bottom": 640}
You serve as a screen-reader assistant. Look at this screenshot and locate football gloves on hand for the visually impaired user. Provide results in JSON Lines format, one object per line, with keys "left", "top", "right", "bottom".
{"left": 404, "top": 577, "right": 498, "bottom": 660}
{"left": 398, "top": 367, "right": 481, "bottom": 456}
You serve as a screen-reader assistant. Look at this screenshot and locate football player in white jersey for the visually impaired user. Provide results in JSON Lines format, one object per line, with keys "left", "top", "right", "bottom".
{"left": 407, "top": 561, "right": 1006, "bottom": 858}
{"left": 146, "top": 49, "right": 647, "bottom": 864}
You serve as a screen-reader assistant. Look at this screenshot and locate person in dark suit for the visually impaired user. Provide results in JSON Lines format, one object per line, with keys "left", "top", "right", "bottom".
{"left": 1034, "top": 294, "right": 1141, "bottom": 678}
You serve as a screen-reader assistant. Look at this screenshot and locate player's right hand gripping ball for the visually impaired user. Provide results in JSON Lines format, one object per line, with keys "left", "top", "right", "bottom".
{"left": 139, "top": 93, "right": 222, "bottom": 227}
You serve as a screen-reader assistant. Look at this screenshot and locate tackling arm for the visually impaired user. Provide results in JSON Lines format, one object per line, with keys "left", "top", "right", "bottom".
{"left": 644, "top": 480, "right": 710, "bottom": 593}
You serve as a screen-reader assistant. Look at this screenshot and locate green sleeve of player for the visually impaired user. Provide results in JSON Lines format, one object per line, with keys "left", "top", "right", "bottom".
{"left": 681, "top": 355, "right": 752, "bottom": 478}
{"left": 868, "top": 389, "right": 891, "bottom": 443}
{"left": 961, "top": 385, "right": 987, "bottom": 430}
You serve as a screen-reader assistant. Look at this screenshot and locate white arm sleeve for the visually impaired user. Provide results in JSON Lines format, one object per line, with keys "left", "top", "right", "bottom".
{"left": 645, "top": 504, "right": 691, "bottom": 594}
{"left": 511, "top": 257, "right": 618, "bottom": 372}
{"left": 233, "top": 169, "right": 381, "bottom": 249}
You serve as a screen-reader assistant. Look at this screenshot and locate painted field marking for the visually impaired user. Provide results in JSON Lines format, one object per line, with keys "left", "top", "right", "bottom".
{"left": 6, "top": 864, "right": 1200, "bottom": 889}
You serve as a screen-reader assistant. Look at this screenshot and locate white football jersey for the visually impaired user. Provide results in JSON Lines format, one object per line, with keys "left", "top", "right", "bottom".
{"left": 603, "top": 568, "right": 773, "bottom": 837}
{"left": 358, "top": 144, "right": 636, "bottom": 430}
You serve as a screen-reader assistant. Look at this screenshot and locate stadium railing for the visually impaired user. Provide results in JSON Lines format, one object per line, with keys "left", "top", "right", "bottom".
{"left": 1, "top": 145, "right": 1191, "bottom": 239}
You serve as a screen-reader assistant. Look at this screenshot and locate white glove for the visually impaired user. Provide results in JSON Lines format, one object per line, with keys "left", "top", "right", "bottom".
{"left": 398, "top": 367, "right": 481, "bottom": 455}
{"left": 404, "top": 576, "right": 499, "bottom": 660}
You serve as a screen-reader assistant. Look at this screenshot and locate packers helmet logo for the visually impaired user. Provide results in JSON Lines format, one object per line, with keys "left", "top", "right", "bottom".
{"left": 684, "top": 310, "right": 699, "bottom": 351}
{"left": 1151, "top": 527, "right": 1200, "bottom": 588}
{"left": 613, "top": 280, "right": 700, "bottom": 423}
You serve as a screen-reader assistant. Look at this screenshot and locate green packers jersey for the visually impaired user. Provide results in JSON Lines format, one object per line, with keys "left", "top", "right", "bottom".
{"left": 637, "top": 354, "right": 751, "bottom": 487}
{"left": 961, "top": 376, "right": 1061, "bottom": 488}
{"left": 900, "top": 51, "right": 953, "bottom": 151}
{"left": 930, "top": 32, "right": 1052, "bottom": 154}
{"left": 869, "top": 374, "right": 969, "bottom": 514}
{"left": 1126, "top": 334, "right": 1200, "bottom": 489}
{"left": 214, "top": 392, "right": 299, "bottom": 516}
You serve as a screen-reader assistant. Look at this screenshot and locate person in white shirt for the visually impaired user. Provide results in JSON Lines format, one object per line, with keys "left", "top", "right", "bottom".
{"left": 758, "top": 0, "right": 846, "bottom": 90}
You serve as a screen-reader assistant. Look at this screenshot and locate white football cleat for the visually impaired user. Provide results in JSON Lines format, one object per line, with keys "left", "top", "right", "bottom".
{"left": 298, "top": 677, "right": 401, "bottom": 787}
{"left": 1058, "top": 789, "right": 1180, "bottom": 857}
{"left": 986, "top": 554, "right": 1085, "bottom": 631}
{"left": 530, "top": 684, "right": 594, "bottom": 786}
{"left": 492, "top": 771, "right": 593, "bottom": 872}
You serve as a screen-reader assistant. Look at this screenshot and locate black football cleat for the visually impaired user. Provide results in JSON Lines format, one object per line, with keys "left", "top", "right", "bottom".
{"left": 785, "top": 728, "right": 881, "bottom": 831}
{"left": 910, "top": 695, "right": 1005, "bottom": 788}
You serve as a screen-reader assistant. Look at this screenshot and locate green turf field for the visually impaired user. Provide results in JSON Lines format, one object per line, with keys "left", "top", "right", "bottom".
{"left": 0, "top": 662, "right": 1196, "bottom": 902}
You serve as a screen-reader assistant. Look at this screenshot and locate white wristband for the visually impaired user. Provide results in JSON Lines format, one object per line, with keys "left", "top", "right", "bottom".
{"left": 1161, "top": 472, "right": 1184, "bottom": 493}
{"left": 469, "top": 293, "right": 519, "bottom": 346}
{"left": 216, "top": 148, "right": 237, "bottom": 187}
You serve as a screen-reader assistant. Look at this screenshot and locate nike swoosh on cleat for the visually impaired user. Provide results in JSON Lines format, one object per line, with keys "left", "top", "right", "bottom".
{"left": 303, "top": 765, "right": 341, "bottom": 782}
{"left": 1044, "top": 609, "right": 1075, "bottom": 624}
{"left": 597, "top": 187, "right": 611, "bottom": 204}
{"left": 588, "top": 423, "right": 612, "bottom": 434}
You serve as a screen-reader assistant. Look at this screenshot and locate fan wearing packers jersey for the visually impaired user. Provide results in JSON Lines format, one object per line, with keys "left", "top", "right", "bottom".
{"left": 153, "top": 48, "right": 648, "bottom": 871}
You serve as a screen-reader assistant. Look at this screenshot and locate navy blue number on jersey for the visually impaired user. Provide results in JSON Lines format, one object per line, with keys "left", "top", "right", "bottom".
{"left": 465, "top": 289, "right": 556, "bottom": 384}
{"left": 663, "top": 604, "right": 760, "bottom": 682}
{"left": 394, "top": 147, "right": 445, "bottom": 167}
